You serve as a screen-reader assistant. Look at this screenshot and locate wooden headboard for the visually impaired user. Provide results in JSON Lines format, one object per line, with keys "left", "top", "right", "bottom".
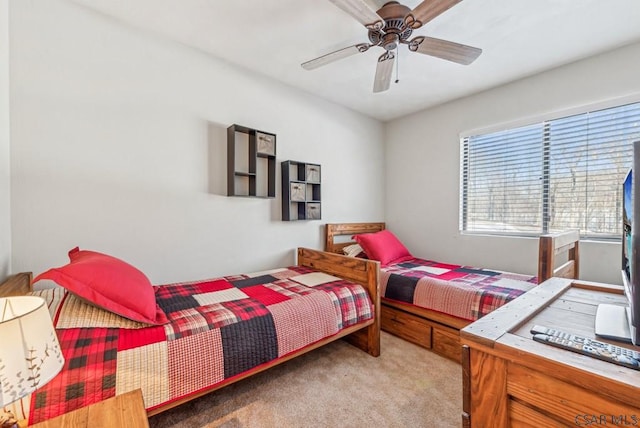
{"left": 325, "top": 223, "right": 580, "bottom": 283}
{"left": 324, "top": 222, "right": 386, "bottom": 254}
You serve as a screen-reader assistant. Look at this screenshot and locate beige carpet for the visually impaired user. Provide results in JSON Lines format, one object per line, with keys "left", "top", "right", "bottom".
{"left": 148, "top": 332, "right": 462, "bottom": 428}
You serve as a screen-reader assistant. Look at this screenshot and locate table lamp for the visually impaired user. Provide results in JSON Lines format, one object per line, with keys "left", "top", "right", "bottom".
{"left": 0, "top": 296, "right": 65, "bottom": 428}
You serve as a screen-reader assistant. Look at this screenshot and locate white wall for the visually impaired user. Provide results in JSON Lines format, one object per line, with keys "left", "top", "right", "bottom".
{"left": 9, "top": 0, "right": 384, "bottom": 283}
{"left": 0, "top": 1, "right": 11, "bottom": 280}
{"left": 385, "top": 41, "right": 640, "bottom": 285}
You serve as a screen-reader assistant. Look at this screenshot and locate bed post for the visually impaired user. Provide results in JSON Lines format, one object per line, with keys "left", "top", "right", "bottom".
{"left": 538, "top": 230, "right": 580, "bottom": 282}
{"left": 343, "top": 257, "right": 380, "bottom": 357}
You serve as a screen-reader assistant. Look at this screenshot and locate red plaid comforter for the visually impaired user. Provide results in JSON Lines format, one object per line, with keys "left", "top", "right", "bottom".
{"left": 19, "top": 266, "right": 372, "bottom": 424}
{"left": 381, "top": 258, "right": 536, "bottom": 321}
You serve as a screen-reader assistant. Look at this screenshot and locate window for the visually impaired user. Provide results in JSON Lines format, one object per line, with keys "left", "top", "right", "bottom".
{"left": 460, "top": 102, "right": 640, "bottom": 239}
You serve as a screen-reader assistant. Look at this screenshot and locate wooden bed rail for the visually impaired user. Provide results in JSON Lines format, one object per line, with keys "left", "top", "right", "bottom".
{"left": 537, "top": 230, "right": 580, "bottom": 283}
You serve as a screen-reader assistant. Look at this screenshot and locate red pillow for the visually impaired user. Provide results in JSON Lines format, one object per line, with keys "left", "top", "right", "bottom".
{"left": 353, "top": 230, "right": 413, "bottom": 266}
{"left": 34, "top": 247, "right": 168, "bottom": 325}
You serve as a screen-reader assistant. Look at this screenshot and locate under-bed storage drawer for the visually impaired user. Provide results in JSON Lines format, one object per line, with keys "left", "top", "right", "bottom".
{"left": 381, "top": 305, "right": 432, "bottom": 349}
{"left": 432, "top": 327, "right": 461, "bottom": 362}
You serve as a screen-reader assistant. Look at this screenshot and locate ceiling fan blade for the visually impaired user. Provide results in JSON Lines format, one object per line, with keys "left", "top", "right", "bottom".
{"left": 405, "top": 0, "right": 462, "bottom": 29}
{"left": 328, "top": 0, "right": 384, "bottom": 30}
{"left": 373, "top": 51, "right": 395, "bottom": 93}
{"left": 408, "top": 36, "right": 481, "bottom": 65}
{"left": 302, "top": 43, "right": 370, "bottom": 70}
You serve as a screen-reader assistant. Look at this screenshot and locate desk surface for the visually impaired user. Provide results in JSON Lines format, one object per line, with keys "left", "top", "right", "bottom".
{"left": 461, "top": 277, "right": 640, "bottom": 427}
{"left": 29, "top": 389, "right": 148, "bottom": 428}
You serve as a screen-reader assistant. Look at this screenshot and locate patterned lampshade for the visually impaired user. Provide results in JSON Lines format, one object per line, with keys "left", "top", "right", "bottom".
{"left": 0, "top": 296, "right": 64, "bottom": 406}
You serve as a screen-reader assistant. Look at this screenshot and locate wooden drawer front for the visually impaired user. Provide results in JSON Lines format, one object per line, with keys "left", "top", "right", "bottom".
{"left": 432, "top": 328, "right": 461, "bottom": 362}
{"left": 381, "top": 306, "right": 432, "bottom": 348}
{"left": 507, "top": 363, "right": 639, "bottom": 426}
{"left": 509, "top": 400, "right": 566, "bottom": 428}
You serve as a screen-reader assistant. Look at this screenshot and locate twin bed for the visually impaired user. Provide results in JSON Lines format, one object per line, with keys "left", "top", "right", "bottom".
{"left": 324, "top": 222, "right": 580, "bottom": 362}
{"left": 0, "top": 226, "right": 579, "bottom": 424}
{"left": 0, "top": 248, "right": 380, "bottom": 424}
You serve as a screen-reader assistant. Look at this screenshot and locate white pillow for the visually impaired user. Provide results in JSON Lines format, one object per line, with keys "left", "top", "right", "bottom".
{"left": 343, "top": 243, "right": 365, "bottom": 258}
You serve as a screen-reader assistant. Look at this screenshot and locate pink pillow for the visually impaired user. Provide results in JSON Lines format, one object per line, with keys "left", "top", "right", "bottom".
{"left": 34, "top": 247, "right": 168, "bottom": 325}
{"left": 353, "top": 230, "right": 413, "bottom": 266}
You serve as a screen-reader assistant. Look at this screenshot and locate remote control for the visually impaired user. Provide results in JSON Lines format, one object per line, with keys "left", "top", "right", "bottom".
{"left": 529, "top": 325, "right": 640, "bottom": 370}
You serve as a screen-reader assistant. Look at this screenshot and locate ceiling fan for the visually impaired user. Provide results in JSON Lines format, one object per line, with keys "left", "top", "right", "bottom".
{"left": 302, "top": 0, "right": 482, "bottom": 93}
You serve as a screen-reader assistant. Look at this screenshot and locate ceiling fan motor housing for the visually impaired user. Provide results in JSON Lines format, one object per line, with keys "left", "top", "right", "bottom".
{"left": 368, "top": 1, "right": 413, "bottom": 51}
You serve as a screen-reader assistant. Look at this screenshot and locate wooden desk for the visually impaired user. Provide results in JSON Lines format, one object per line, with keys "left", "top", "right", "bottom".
{"left": 460, "top": 277, "right": 640, "bottom": 427}
{"left": 29, "top": 389, "right": 149, "bottom": 428}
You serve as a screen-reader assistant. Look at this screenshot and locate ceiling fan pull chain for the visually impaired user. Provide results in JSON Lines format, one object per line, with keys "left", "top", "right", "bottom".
{"left": 395, "top": 47, "right": 400, "bottom": 84}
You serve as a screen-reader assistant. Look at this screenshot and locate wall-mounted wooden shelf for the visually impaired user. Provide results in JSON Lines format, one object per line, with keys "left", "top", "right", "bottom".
{"left": 281, "top": 160, "right": 321, "bottom": 221}
{"left": 227, "top": 124, "right": 276, "bottom": 198}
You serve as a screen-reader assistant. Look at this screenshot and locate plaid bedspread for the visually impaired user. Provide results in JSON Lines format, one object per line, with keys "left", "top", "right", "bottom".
{"left": 381, "top": 258, "right": 536, "bottom": 321}
{"left": 17, "top": 266, "right": 372, "bottom": 424}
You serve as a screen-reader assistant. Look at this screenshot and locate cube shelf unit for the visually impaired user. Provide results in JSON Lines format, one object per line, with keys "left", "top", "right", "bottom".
{"left": 281, "top": 160, "right": 321, "bottom": 221}
{"left": 227, "top": 124, "right": 276, "bottom": 198}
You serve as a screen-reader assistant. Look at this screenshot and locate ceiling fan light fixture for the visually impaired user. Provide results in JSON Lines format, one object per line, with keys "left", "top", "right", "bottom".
{"left": 382, "top": 33, "right": 400, "bottom": 51}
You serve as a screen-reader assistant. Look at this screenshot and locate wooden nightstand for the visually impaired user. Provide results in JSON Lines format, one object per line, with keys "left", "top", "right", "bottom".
{"left": 29, "top": 389, "right": 149, "bottom": 428}
{"left": 0, "top": 272, "right": 32, "bottom": 297}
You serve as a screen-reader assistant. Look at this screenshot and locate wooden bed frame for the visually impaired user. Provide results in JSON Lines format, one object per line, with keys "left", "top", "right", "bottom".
{"left": 0, "top": 248, "right": 380, "bottom": 418}
{"left": 325, "top": 223, "right": 580, "bottom": 363}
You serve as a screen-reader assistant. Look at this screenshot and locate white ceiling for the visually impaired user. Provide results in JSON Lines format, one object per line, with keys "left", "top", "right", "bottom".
{"left": 73, "top": 0, "right": 640, "bottom": 121}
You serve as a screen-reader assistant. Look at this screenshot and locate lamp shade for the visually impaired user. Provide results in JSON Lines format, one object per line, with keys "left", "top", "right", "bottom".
{"left": 0, "top": 296, "right": 64, "bottom": 406}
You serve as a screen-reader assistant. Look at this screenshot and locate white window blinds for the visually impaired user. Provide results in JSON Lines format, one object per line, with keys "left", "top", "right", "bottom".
{"left": 460, "top": 102, "right": 640, "bottom": 238}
